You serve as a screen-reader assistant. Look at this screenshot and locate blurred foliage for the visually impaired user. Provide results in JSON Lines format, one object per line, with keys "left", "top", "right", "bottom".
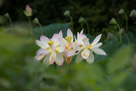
{"left": 0, "top": 22, "right": 136, "bottom": 90}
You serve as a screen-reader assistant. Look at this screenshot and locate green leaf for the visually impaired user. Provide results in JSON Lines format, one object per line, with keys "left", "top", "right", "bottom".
{"left": 108, "top": 71, "right": 129, "bottom": 88}
{"left": 33, "top": 23, "right": 70, "bottom": 39}
{"left": 107, "top": 46, "right": 132, "bottom": 74}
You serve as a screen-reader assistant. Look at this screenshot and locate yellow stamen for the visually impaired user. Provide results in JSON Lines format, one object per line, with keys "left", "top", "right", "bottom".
{"left": 65, "top": 45, "right": 69, "bottom": 50}
{"left": 83, "top": 53, "right": 87, "bottom": 57}
{"left": 48, "top": 40, "right": 54, "bottom": 46}
{"left": 65, "top": 36, "right": 72, "bottom": 43}
{"left": 66, "top": 56, "right": 72, "bottom": 64}
{"left": 55, "top": 48, "right": 59, "bottom": 52}
{"left": 45, "top": 47, "right": 50, "bottom": 50}
{"left": 88, "top": 44, "right": 92, "bottom": 48}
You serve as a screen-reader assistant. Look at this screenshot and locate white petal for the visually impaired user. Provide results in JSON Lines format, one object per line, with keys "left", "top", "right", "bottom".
{"left": 92, "top": 48, "right": 107, "bottom": 55}
{"left": 91, "top": 42, "right": 102, "bottom": 49}
{"left": 67, "top": 28, "right": 73, "bottom": 41}
{"left": 91, "top": 34, "right": 102, "bottom": 45}
{"left": 43, "top": 54, "right": 50, "bottom": 66}
{"left": 35, "top": 55, "right": 45, "bottom": 61}
{"left": 86, "top": 52, "right": 94, "bottom": 64}
{"left": 83, "top": 38, "right": 90, "bottom": 46}
{"left": 59, "top": 38, "right": 68, "bottom": 45}
{"left": 49, "top": 52, "right": 56, "bottom": 64}
{"left": 76, "top": 53, "right": 83, "bottom": 63}
{"left": 59, "top": 30, "right": 63, "bottom": 38}
{"left": 66, "top": 49, "right": 79, "bottom": 57}
{"left": 36, "top": 48, "right": 50, "bottom": 55}
{"left": 35, "top": 40, "right": 46, "bottom": 49}
{"left": 55, "top": 53, "right": 64, "bottom": 66}
{"left": 51, "top": 34, "right": 60, "bottom": 46}
{"left": 40, "top": 35, "right": 49, "bottom": 44}
{"left": 81, "top": 49, "right": 90, "bottom": 59}
{"left": 76, "top": 33, "right": 84, "bottom": 45}
{"left": 80, "top": 29, "right": 84, "bottom": 34}
{"left": 51, "top": 44, "right": 56, "bottom": 50}
{"left": 57, "top": 43, "right": 65, "bottom": 52}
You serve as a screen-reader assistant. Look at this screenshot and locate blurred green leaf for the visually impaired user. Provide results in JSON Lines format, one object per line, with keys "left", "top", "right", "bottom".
{"left": 107, "top": 46, "right": 132, "bottom": 74}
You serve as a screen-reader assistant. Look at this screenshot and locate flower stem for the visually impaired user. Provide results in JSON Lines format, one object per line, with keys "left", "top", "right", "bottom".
{"left": 38, "top": 22, "right": 43, "bottom": 35}
{"left": 54, "top": 63, "right": 57, "bottom": 69}
{"left": 8, "top": 16, "right": 13, "bottom": 33}
{"left": 116, "top": 23, "right": 122, "bottom": 45}
{"left": 125, "top": 14, "right": 128, "bottom": 32}
{"left": 28, "top": 17, "right": 33, "bottom": 38}
{"left": 70, "top": 16, "right": 74, "bottom": 31}
{"left": 85, "top": 20, "right": 90, "bottom": 34}
{"left": 125, "top": 33, "right": 130, "bottom": 44}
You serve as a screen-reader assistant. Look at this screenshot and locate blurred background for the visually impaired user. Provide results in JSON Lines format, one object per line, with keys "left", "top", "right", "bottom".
{"left": 0, "top": 0, "right": 136, "bottom": 91}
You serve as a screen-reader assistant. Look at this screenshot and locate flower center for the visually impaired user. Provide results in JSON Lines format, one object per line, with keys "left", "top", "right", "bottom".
{"left": 88, "top": 44, "right": 92, "bottom": 48}
{"left": 65, "top": 36, "right": 72, "bottom": 43}
{"left": 48, "top": 40, "right": 54, "bottom": 46}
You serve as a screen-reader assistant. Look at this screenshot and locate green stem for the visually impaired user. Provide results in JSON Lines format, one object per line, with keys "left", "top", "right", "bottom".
{"left": 8, "top": 17, "right": 13, "bottom": 33}
{"left": 85, "top": 20, "right": 90, "bottom": 34}
{"left": 116, "top": 23, "right": 122, "bottom": 44}
{"left": 70, "top": 16, "right": 74, "bottom": 31}
{"left": 28, "top": 17, "right": 33, "bottom": 38}
{"left": 80, "top": 23, "right": 83, "bottom": 29}
{"left": 38, "top": 22, "right": 43, "bottom": 35}
{"left": 54, "top": 63, "right": 56, "bottom": 69}
{"left": 125, "top": 14, "right": 128, "bottom": 31}
{"left": 125, "top": 33, "right": 130, "bottom": 44}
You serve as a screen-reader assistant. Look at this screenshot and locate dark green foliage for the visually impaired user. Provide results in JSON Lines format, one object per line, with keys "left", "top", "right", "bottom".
{"left": 34, "top": 23, "right": 70, "bottom": 39}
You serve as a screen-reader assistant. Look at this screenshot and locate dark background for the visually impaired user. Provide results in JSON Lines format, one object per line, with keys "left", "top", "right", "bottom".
{"left": 0, "top": 0, "right": 136, "bottom": 34}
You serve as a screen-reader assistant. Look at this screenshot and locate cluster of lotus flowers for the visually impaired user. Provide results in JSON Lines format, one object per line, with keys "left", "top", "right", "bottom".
{"left": 35, "top": 29, "right": 106, "bottom": 66}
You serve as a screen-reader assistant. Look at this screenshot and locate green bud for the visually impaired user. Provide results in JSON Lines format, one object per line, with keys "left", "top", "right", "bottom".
{"left": 130, "top": 9, "right": 136, "bottom": 17}
{"left": 109, "top": 18, "right": 117, "bottom": 25}
{"left": 78, "top": 17, "right": 85, "bottom": 23}
{"left": 118, "top": 8, "right": 125, "bottom": 14}
{"left": 4, "top": 13, "right": 10, "bottom": 18}
{"left": 64, "top": 10, "right": 70, "bottom": 16}
{"left": 33, "top": 18, "right": 39, "bottom": 24}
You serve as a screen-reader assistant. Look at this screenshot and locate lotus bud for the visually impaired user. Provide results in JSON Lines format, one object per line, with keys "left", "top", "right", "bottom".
{"left": 24, "top": 5, "right": 32, "bottom": 17}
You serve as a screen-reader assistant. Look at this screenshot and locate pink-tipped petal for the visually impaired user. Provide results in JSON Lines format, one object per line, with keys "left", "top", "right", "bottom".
{"left": 83, "top": 38, "right": 90, "bottom": 47}
{"left": 35, "top": 40, "right": 46, "bottom": 49}
{"left": 59, "top": 30, "right": 63, "bottom": 38}
{"left": 40, "top": 35, "right": 49, "bottom": 43}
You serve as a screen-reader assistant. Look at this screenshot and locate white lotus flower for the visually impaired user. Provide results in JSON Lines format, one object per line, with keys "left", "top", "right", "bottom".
{"left": 60, "top": 28, "right": 78, "bottom": 64}
{"left": 67, "top": 30, "right": 106, "bottom": 64}
{"left": 35, "top": 31, "right": 65, "bottom": 66}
